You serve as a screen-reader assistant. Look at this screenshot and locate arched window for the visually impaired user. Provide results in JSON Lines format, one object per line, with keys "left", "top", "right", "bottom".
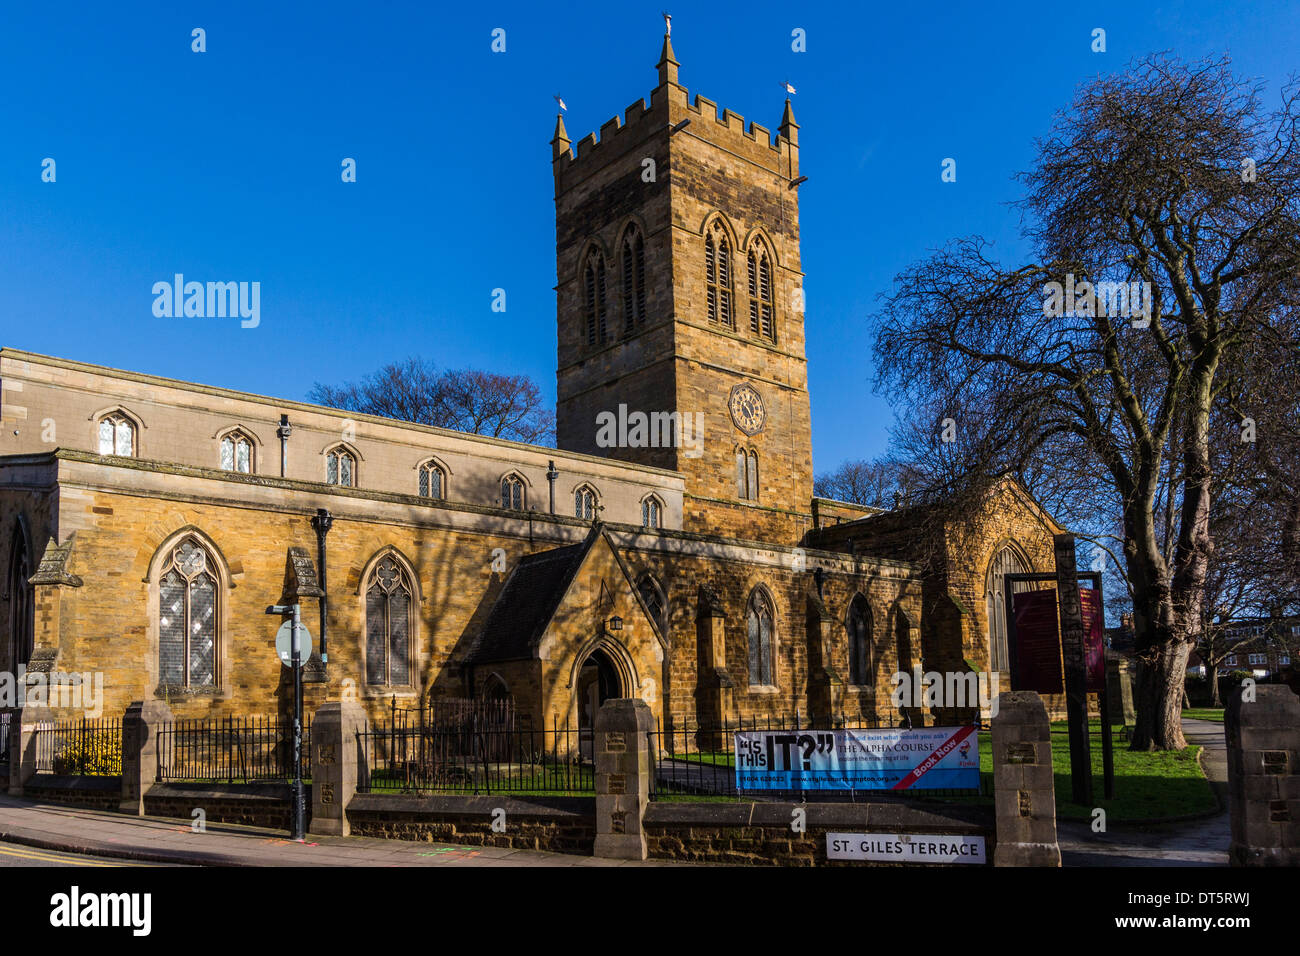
{"left": 747, "top": 246, "right": 775, "bottom": 340}
{"left": 326, "top": 447, "right": 356, "bottom": 487}
{"left": 157, "top": 536, "right": 218, "bottom": 688}
{"left": 418, "top": 461, "right": 445, "bottom": 500}
{"left": 6, "top": 525, "right": 33, "bottom": 668}
{"left": 705, "top": 221, "right": 733, "bottom": 328}
{"left": 746, "top": 588, "right": 775, "bottom": 686}
{"left": 574, "top": 484, "right": 598, "bottom": 520}
{"left": 365, "top": 554, "right": 412, "bottom": 686}
{"left": 986, "top": 544, "right": 1030, "bottom": 672}
{"left": 219, "top": 430, "right": 254, "bottom": 473}
{"left": 637, "top": 573, "right": 667, "bottom": 635}
{"left": 97, "top": 413, "right": 136, "bottom": 457}
{"left": 583, "top": 250, "right": 609, "bottom": 346}
{"left": 641, "top": 495, "right": 663, "bottom": 529}
{"left": 501, "top": 474, "right": 526, "bottom": 511}
{"left": 735, "top": 447, "right": 759, "bottom": 501}
{"left": 621, "top": 226, "right": 647, "bottom": 331}
{"left": 847, "top": 595, "right": 872, "bottom": 685}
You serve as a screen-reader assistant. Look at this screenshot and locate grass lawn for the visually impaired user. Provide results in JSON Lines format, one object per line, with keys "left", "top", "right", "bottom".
{"left": 1182, "top": 707, "right": 1225, "bottom": 723}
{"left": 974, "top": 721, "right": 1216, "bottom": 822}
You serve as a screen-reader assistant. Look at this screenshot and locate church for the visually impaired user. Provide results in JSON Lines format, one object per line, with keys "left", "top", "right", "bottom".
{"left": 0, "top": 29, "right": 1067, "bottom": 736}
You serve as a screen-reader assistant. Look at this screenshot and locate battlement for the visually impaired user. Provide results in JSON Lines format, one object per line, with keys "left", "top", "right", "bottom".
{"left": 553, "top": 32, "right": 797, "bottom": 182}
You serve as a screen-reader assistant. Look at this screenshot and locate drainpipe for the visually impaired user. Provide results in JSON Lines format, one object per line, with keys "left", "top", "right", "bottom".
{"left": 276, "top": 414, "right": 292, "bottom": 478}
{"left": 311, "top": 508, "right": 333, "bottom": 669}
{"left": 546, "top": 460, "right": 558, "bottom": 514}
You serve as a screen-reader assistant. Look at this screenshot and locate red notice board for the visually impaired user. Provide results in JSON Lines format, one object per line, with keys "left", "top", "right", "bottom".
{"left": 1012, "top": 589, "right": 1064, "bottom": 694}
{"left": 1079, "top": 587, "right": 1106, "bottom": 692}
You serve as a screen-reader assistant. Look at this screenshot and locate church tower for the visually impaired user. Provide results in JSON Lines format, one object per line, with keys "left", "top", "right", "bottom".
{"left": 553, "top": 25, "right": 813, "bottom": 543}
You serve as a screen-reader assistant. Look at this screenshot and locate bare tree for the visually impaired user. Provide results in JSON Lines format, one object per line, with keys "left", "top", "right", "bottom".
{"left": 309, "top": 358, "right": 556, "bottom": 445}
{"left": 813, "top": 458, "right": 906, "bottom": 508}
{"left": 873, "top": 55, "right": 1300, "bottom": 750}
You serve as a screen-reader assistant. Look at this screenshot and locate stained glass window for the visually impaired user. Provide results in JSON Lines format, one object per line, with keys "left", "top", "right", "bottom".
{"left": 366, "top": 555, "right": 413, "bottom": 686}
{"left": 157, "top": 537, "right": 218, "bottom": 688}
{"left": 747, "top": 589, "right": 775, "bottom": 687}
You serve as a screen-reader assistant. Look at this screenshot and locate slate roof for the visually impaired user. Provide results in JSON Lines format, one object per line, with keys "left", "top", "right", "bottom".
{"left": 464, "top": 534, "right": 595, "bottom": 664}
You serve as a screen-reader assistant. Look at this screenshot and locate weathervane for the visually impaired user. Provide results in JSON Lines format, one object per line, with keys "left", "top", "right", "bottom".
{"left": 663, "top": 11, "right": 671, "bottom": 36}
{"left": 783, "top": 80, "right": 797, "bottom": 95}
{"left": 553, "top": 93, "right": 566, "bottom": 111}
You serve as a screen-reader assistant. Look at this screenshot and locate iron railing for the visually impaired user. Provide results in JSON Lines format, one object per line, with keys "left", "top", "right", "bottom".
{"left": 356, "top": 717, "right": 593, "bottom": 795}
{"left": 156, "top": 716, "right": 310, "bottom": 784}
{"left": 33, "top": 717, "right": 122, "bottom": 776}
{"left": 648, "top": 714, "right": 991, "bottom": 801}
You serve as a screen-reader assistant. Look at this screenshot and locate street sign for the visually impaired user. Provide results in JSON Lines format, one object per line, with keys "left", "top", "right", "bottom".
{"left": 275, "top": 620, "right": 314, "bottom": 667}
{"left": 826, "top": 832, "right": 986, "bottom": 864}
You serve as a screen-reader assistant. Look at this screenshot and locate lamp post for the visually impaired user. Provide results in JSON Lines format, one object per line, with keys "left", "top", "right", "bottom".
{"left": 266, "top": 602, "right": 306, "bottom": 841}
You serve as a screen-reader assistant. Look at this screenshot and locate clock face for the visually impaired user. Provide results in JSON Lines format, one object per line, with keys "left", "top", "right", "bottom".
{"left": 728, "top": 384, "right": 766, "bottom": 436}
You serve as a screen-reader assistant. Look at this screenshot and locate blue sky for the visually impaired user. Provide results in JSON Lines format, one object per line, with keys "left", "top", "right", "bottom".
{"left": 1, "top": 1, "right": 1296, "bottom": 473}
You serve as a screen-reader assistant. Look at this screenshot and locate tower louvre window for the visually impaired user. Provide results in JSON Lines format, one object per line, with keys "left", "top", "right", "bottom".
{"left": 584, "top": 251, "right": 608, "bottom": 346}
{"left": 705, "top": 222, "right": 733, "bottom": 328}
{"left": 735, "top": 446, "right": 759, "bottom": 501}
{"left": 748, "top": 247, "right": 775, "bottom": 341}
{"left": 622, "top": 228, "right": 647, "bottom": 332}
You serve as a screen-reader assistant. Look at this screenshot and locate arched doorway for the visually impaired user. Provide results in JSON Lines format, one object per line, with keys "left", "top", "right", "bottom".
{"left": 576, "top": 645, "right": 623, "bottom": 760}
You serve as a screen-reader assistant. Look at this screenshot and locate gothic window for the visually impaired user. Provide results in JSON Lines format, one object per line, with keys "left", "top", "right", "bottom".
{"left": 97, "top": 413, "right": 136, "bottom": 457}
{"left": 705, "top": 221, "right": 733, "bottom": 328}
{"left": 986, "top": 544, "right": 1030, "bottom": 672}
{"left": 735, "top": 447, "right": 759, "bottom": 501}
{"left": 637, "top": 573, "right": 667, "bottom": 635}
{"left": 219, "top": 430, "right": 254, "bottom": 473}
{"left": 326, "top": 447, "right": 356, "bottom": 487}
{"left": 584, "top": 250, "right": 609, "bottom": 346}
{"left": 746, "top": 588, "right": 775, "bottom": 687}
{"left": 365, "top": 555, "right": 413, "bottom": 686}
{"left": 641, "top": 495, "right": 663, "bottom": 529}
{"left": 747, "top": 246, "right": 775, "bottom": 341}
{"left": 847, "top": 595, "right": 872, "bottom": 685}
{"left": 621, "top": 227, "right": 647, "bottom": 331}
{"left": 6, "top": 526, "right": 33, "bottom": 668}
{"left": 501, "top": 474, "right": 526, "bottom": 511}
{"left": 418, "top": 461, "right": 445, "bottom": 500}
{"left": 574, "top": 484, "right": 598, "bottom": 520}
{"left": 157, "top": 537, "right": 218, "bottom": 688}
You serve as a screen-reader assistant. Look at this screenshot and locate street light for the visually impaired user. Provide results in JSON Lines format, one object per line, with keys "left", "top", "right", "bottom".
{"left": 266, "top": 602, "right": 306, "bottom": 842}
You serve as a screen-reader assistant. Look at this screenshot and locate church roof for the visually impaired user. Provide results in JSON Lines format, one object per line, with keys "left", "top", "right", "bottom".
{"left": 464, "top": 533, "right": 595, "bottom": 664}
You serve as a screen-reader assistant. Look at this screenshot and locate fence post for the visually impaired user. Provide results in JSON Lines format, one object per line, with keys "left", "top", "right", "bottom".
{"left": 7, "top": 700, "right": 53, "bottom": 796}
{"left": 1225, "top": 685, "right": 1300, "bottom": 866}
{"left": 991, "top": 691, "right": 1061, "bottom": 866}
{"left": 119, "top": 700, "right": 173, "bottom": 815}
{"left": 593, "top": 698, "right": 653, "bottom": 860}
{"left": 309, "top": 700, "right": 367, "bottom": 837}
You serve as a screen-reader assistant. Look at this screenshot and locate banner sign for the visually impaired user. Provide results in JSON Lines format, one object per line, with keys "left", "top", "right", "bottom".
{"left": 826, "top": 832, "right": 987, "bottom": 864}
{"left": 733, "top": 726, "right": 979, "bottom": 791}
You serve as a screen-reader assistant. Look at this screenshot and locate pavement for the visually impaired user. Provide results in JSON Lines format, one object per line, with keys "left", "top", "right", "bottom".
{"left": 1057, "top": 716, "right": 1229, "bottom": 866}
{"left": 0, "top": 796, "right": 681, "bottom": 867}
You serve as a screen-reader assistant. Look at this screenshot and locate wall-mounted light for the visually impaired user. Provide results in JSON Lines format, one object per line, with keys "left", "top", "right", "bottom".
{"left": 607, "top": 615, "right": 624, "bottom": 633}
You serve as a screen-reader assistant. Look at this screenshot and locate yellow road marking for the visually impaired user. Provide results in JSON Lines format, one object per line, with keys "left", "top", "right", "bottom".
{"left": 0, "top": 844, "right": 134, "bottom": 867}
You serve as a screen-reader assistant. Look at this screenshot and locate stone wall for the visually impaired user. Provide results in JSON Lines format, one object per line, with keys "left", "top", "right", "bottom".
{"left": 346, "top": 794, "right": 596, "bottom": 854}
{"left": 643, "top": 800, "right": 993, "bottom": 866}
